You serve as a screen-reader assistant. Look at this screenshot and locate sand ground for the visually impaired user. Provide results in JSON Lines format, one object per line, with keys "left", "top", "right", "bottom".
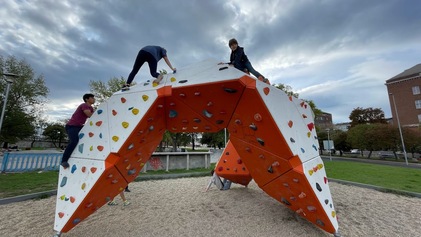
{"left": 1, "top": 177, "right": 420, "bottom": 237}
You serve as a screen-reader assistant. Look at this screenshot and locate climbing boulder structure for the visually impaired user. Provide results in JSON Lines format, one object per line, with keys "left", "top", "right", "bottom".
{"left": 54, "top": 59, "right": 339, "bottom": 236}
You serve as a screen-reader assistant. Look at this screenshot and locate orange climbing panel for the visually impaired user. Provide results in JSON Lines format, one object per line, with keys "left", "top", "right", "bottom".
{"left": 54, "top": 59, "right": 339, "bottom": 236}
{"left": 214, "top": 140, "right": 253, "bottom": 186}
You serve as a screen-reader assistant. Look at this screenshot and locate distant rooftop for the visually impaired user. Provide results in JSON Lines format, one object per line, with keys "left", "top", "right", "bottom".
{"left": 386, "top": 63, "right": 421, "bottom": 83}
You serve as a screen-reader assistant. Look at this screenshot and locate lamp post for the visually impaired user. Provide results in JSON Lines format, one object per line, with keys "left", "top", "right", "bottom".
{"left": 389, "top": 93, "right": 408, "bottom": 165}
{"left": 0, "top": 73, "right": 19, "bottom": 138}
{"left": 326, "top": 128, "right": 332, "bottom": 161}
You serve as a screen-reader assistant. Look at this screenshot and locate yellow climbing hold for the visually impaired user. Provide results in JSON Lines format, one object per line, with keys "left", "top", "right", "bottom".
{"left": 142, "top": 95, "right": 149, "bottom": 101}
{"left": 308, "top": 169, "right": 314, "bottom": 176}
{"left": 307, "top": 132, "right": 311, "bottom": 138}
{"left": 81, "top": 183, "right": 86, "bottom": 190}
{"left": 122, "top": 121, "right": 129, "bottom": 128}
{"left": 90, "top": 121, "right": 93, "bottom": 126}
{"left": 90, "top": 145, "right": 93, "bottom": 151}
{"left": 112, "top": 136, "right": 119, "bottom": 142}
{"left": 132, "top": 108, "right": 139, "bottom": 115}
{"left": 152, "top": 82, "right": 159, "bottom": 87}
{"left": 170, "top": 77, "right": 176, "bottom": 82}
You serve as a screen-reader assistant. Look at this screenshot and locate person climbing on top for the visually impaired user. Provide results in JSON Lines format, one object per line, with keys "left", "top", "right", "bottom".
{"left": 123, "top": 45, "right": 176, "bottom": 91}
{"left": 221, "top": 38, "right": 269, "bottom": 84}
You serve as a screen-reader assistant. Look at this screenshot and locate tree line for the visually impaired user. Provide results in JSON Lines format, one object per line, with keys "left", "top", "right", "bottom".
{"left": 1, "top": 54, "right": 418, "bottom": 157}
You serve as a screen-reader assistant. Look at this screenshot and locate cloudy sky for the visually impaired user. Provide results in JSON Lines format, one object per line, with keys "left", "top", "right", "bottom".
{"left": 1, "top": 0, "right": 421, "bottom": 124}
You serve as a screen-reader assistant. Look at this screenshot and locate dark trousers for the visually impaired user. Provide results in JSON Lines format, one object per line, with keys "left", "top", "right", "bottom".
{"left": 126, "top": 50, "right": 159, "bottom": 84}
{"left": 61, "top": 125, "right": 83, "bottom": 163}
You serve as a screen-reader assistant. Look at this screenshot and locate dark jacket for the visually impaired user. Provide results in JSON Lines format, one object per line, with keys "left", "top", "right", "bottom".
{"left": 229, "top": 46, "right": 249, "bottom": 71}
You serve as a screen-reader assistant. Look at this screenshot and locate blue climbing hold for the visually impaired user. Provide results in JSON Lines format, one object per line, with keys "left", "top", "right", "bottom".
{"left": 60, "top": 176, "right": 67, "bottom": 187}
{"left": 71, "top": 164, "right": 77, "bottom": 174}
{"left": 78, "top": 144, "right": 84, "bottom": 153}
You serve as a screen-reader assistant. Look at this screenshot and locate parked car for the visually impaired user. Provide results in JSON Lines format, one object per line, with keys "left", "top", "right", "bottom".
{"left": 350, "top": 149, "right": 360, "bottom": 154}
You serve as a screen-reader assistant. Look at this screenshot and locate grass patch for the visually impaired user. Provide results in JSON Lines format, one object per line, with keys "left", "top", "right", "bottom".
{"left": 1, "top": 161, "right": 420, "bottom": 199}
{"left": 324, "top": 161, "right": 421, "bottom": 193}
{"left": 0, "top": 171, "right": 59, "bottom": 198}
{"left": 0, "top": 165, "right": 216, "bottom": 199}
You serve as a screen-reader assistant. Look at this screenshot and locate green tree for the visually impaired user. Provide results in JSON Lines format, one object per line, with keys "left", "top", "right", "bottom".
{"left": 43, "top": 123, "right": 66, "bottom": 148}
{"left": 201, "top": 129, "right": 226, "bottom": 149}
{"left": 347, "top": 123, "right": 397, "bottom": 158}
{"left": 89, "top": 76, "right": 130, "bottom": 104}
{"left": 349, "top": 107, "right": 386, "bottom": 127}
{"left": 332, "top": 130, "right": 351, "bottom": 155}
{"left": 0, "top": 55, "right": 49, "bottom": 146}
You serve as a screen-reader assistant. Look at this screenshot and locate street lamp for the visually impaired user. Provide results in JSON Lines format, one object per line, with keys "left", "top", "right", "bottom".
{"left": 0, "top": 72, "right": 19, "bottom": 138}
{"left": 326, "top": 128, "right": 332, "bottom": 161}
{"left": 389, "top": 93, "right": 408, "bottom": 165}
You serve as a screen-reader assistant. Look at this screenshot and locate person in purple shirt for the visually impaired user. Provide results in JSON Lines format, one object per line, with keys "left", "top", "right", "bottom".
{"left": 122, "top": 45, "right": 176, "bottom": 90}
{"left": 61, "top": 93, "right": 95, "bottom": 168}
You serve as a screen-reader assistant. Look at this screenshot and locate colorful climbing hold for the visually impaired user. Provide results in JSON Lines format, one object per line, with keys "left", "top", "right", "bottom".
{"left": 60, "top": 177, "right": 67, "bottom": 187}
{"left": 122, "top": 121, "right": 129, "bottom": 128}
{"left": 78, "top": 144, "right": 84, "bottom": 153}
{"left": 132, "top": 108, "right": 139, "bottom": 115}
{"left": 112, "top": 136, "right": 119, "bottom": 142}
{"left": 263, "top": 87, "right": 270, "bottom": 95}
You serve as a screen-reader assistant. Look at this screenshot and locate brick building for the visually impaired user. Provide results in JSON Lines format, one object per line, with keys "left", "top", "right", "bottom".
{"left": 385, "top": 64, "right": 421, "bottom": 128}
{"left": 315, "top": 112, "right": 333, "bottom": 130}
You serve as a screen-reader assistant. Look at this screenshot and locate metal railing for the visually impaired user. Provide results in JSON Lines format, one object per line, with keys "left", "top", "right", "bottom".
{"left": 0, "top": 151, "right": 214, "bottom": 173}
{"left": 1, "top": 152, "right": 62, "bottom": 172}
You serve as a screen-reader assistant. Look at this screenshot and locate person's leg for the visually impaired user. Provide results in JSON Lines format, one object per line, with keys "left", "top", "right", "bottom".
{"left": 145, "top": 52, "right": 160, "bottom": 78}
{"left": 244, "top": 61, "right": 263, "bottom": 79}
{"left": 61, "top": 125, "right": 82, "bottom": 168}
{"left": 120, "top": 192, "right": 131, "bottom": 206}
{"left": 126, "top": 50, "right": 148, "bottom": 85}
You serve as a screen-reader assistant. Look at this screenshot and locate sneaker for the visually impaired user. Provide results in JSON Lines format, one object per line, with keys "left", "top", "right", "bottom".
{"left": 125, "top": 187, "right": 131, "bottom": 192}
{"left": 152, "top": 74, "right": 164, "bottom": 87}
{"left": 108, "top": 201, "right": 118, "bottom": 206}
{"left": 123, "top": 200, "right": 131, "bottom": 206}
{"left": 121, "top": 84, "right": 130, "bottom": 91}
{"left": 61, "top": 161, "right": 69, "bottom": 169}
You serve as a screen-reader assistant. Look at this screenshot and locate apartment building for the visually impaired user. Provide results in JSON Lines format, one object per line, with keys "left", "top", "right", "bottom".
{"left": 385, "top": 63, "right": 421, "bottom": 128}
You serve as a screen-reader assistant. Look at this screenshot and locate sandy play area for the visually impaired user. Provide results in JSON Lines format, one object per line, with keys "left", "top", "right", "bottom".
{"left": 1, "top": 177, "right": 420, "bottom": 237}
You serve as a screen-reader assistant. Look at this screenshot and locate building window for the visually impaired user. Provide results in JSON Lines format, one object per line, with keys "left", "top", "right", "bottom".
{"left": 418, "top": 114, "right": 421, "bottom": 123}
{"left": 416, "top": 100, "right": 421, "bottom": 109}
{"left": 413, "top": 86, "right": 420, "bottom": 95}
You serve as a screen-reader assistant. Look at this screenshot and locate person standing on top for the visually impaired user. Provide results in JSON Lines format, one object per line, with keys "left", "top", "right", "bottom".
{"left": 123, "top": 45, "right": 177, "bottom": 90}
{"left": 61, "top": 93, "right": 95, "bottom": 168}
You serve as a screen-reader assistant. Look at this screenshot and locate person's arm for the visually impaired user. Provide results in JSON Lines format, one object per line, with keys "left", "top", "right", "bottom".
{"left": 83, "top": 109, "right": 93, "bottom": 118}
{"left": 163, "top": 56, "right": 176, "bottom": 73}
